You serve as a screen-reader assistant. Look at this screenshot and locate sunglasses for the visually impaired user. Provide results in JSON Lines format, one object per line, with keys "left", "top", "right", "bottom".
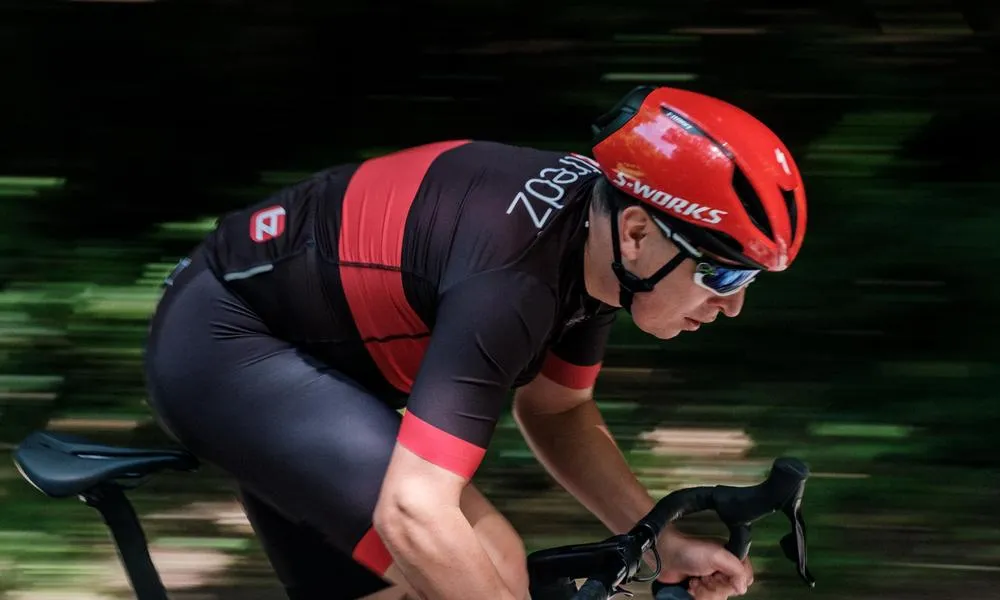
{"left": 693, "top": 262, "right": 757, "bottom": 296}
{"left": 652, "top": 217, "right": 759, "bottom": 297}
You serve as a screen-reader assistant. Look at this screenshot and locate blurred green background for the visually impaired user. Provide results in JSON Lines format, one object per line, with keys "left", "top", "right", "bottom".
{"left": 2, "top": 0, "right": 999, "bottom": 598}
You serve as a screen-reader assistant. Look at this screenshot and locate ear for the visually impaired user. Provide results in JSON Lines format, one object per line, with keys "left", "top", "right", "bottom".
{"left": 618, "top": 205, "right": 653, "bottom": 262}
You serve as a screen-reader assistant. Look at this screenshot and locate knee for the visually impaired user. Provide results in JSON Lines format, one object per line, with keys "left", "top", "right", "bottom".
{"left": 460, "top": 485, "right": 530, "bottom": 598}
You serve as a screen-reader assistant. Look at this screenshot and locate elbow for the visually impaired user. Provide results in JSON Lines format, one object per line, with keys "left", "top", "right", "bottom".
{"left": 373, "top": 442, "right": 467, "bottom": 555}
{"left": 511, "top": 402, "right": 527, "bottom": 430}
{"left": 512, "top": 399, "right": 557, "bottom": 433}
{"left": 373, "top": 481, "right": 438, "bottom": 555}
{"left": 512, "top": 396, "right": 544, "bottom": 428}
{"left": 372, "top": 492, "right": 409, "bottom": 553}
{"left": 512, "top": 405, "right": 541, "bottom": 444}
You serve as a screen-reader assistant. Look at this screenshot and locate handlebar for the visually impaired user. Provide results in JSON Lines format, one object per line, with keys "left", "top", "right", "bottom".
{"left": 526, "top": 457, "right": 816, "bottom": 600}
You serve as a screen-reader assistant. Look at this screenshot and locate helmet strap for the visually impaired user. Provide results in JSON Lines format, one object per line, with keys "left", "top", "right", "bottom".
{"left": 609, "top": 200, "right": 689, "bottom": 313}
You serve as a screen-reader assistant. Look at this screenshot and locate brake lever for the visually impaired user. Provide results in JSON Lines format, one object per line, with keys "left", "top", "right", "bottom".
{"left": 650, "top": 457, "right": 816, "bottom": 600}
{"left": 782, "top": 497, "right": 815, "bottom": 586}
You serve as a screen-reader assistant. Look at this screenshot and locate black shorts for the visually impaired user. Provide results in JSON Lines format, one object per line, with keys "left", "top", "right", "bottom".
{"left": 144, "top": 248, "right": 397, "bottom": 599}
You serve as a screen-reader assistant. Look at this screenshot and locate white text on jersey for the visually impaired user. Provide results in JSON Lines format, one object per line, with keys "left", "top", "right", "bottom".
{"left": 507, "top": 154, "right": 601, "bottom": 229}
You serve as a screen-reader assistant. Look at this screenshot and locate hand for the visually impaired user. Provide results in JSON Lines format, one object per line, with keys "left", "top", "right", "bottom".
{"left": 655, "top": 529, "right": 753, "bottom": 597}
{"left": 689, "top": 571, "right": 752, "bottom": 600}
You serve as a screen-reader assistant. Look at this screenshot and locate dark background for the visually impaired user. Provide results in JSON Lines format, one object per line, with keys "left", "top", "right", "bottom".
{"left": 1, "top": 1, "right": 999, "bottom": 598}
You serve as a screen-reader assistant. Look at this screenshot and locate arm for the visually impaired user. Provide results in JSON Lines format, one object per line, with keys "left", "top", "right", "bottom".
{"left": 513, "top": 376, "right": 659, "bottom": 536}
{"left": 375, "top": 443, "right": 519, "bottom": 600}
{"left": 515, "top": 318, "right": 755, "bottom": 593}
{"left": 512, "top": 311, "right": 682, "bottom": 551}
{"left": 373, "top": 270, "right": 556, "bottom": 600}
{"left": 515, "top": 373, "right": 755, "bottom": 592}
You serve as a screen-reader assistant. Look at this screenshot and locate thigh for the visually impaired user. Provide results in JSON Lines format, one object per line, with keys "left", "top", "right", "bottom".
{"left": 145, "top": 260, "right": 525, "bottom": 596}
{"left": 239, "top": 489, "right": 390, "bottom": 599}
{"left": 145, "top": 261, "right": 404, "bottom": 573}
{"left": 162, "top": 341, "right": 403, "bottom": 565}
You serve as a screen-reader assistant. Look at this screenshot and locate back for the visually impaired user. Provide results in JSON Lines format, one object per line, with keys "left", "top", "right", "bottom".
{"left": 200, "top": 141, "right": 616, "bottom": 460}
{"left": 205, "top": 141, "right": 602, "bottom": 375}
{"left": 145, "top": 140, "right": 624, "bottom": 581}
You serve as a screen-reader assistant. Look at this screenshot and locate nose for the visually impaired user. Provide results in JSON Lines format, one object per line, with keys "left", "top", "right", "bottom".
{"left": 712, "top": 287, "right": 746, "bottom": 318}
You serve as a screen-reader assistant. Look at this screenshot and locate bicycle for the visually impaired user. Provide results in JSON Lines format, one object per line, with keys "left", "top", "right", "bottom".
{"left": 12, "top": 429, "right": 816, "bottom": 600}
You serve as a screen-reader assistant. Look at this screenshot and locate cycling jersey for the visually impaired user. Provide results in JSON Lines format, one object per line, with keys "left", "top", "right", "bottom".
{"left": 145, "top": 140, "right": 619, "bottom": 589}
{"left": 201, "top": 140, "right": 617, "bottom": 480}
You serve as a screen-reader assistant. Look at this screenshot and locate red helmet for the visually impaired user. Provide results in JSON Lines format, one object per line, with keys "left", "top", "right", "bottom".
{"left": 591, "top": 86, "right": 807, "bottom": 271}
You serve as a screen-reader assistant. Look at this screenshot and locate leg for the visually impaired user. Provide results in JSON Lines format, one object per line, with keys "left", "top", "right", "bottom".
{"left": 147, "top": 262, "right": 401, "bottom": 598}
{"left": 239, "top": 490, "right": 391, "bottom": 599}
{"left": 152, "top": 345, "right": 405, "bottom": 595}
{"left": 379, "top": 484, "right": 528, "bottom": 599}
{"left": 458, "top": 484, "right": 529, "bottom": 598}
{"left": 167, "top": 350, "right": 525, "bottom": 599}
{"left": 145, "top": 263, "right": 526, "bottom": 599}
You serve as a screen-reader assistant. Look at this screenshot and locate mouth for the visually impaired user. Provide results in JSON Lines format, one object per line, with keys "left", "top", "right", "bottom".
{"left": 683, "top": 317, "right": 701, "bottom": 330}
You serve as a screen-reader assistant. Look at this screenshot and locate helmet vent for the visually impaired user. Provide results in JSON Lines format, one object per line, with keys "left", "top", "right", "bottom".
{"left": 662, "top": 109, "right": 708, "bottom": 138}
{"left": 731, "top": 165, "right": 774, "bottom": 241}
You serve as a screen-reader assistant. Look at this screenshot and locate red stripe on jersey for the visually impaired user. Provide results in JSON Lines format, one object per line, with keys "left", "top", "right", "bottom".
{"left": 351, "top": 526, "right": 393, "bottom": 576}
{"left": 397, "top": 410, "right": 487, "bottom": 479}
{"left": 339, "top": 140, "right": 469, "bottom": 393}
{"left": 540, "top": 352, "right": 602, "bottom": 390}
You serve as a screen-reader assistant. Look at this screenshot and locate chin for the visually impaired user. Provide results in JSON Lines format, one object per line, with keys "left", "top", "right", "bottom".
{"left": 637, "top": 321, "right": 683, "bottom": 340}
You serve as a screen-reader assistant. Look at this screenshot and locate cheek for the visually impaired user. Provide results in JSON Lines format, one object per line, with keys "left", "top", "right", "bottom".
{"left": 635, "top": 275, "right": 710, "bottom": 323}
{"left": 632, "top": 288, "right": 679, "bottom": 328}
{"left": 631, "top": 300, "right": 683, "bottom": 339}
{"left": 645, "top": 290, "right": 676, "bottom": 318}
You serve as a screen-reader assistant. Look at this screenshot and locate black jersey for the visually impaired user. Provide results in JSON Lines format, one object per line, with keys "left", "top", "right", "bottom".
{"left": 201, "top": 140, "right": 618, "bottom": 478}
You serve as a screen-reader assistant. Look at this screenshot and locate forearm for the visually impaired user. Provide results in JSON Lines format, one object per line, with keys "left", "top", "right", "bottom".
{"left": 375, "top": 499, "right": 521, "bottom": 600}
{"left": 514, "top": 398, "right": 657, "bottom": 535}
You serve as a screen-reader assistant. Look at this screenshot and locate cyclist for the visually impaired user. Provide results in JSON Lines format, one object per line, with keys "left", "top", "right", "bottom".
{"left": 144, "top": 85, "right": 807, "bottom": 600}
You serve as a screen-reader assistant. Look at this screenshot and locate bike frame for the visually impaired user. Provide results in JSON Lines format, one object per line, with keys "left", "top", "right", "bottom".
{"left": 16, "top": 430, "right": 813, "bottom": 600}
{"left": 76, "top": 480, "right": 602, "bottom": 600}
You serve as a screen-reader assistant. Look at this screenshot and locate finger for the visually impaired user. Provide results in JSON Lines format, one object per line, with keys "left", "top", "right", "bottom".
{"left": 697, "top": 574, "right": 725, "bottom": 593}
{"left": 688, "top": 579, "right": 709, "bottom": 599}
{"left": 711, "top": 573, "right": 736, "bottom": 594}
{"left": 699, "top": 573, "right": 739, "bottom": 598}
{"left": 709, "top": 550, "right": 751, "bottom": 595}
{"left": 689, "top": 580, "right": 728, "bottom": 600}
{"left": 741, "top": 557, "right": 755, "bottom": 590}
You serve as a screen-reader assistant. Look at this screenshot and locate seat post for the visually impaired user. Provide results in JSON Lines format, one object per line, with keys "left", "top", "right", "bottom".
{"left": 80, "top": 483, "right": 168, "bottom": 600}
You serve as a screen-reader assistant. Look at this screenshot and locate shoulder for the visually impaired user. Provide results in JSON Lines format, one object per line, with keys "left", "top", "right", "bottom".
{"left": 442, "top": 141, "right": 603, "bottom": 230}
{"left": 445, "top": 140, "right": 602, "bottom": 172}
{"left": 441, "top": 266, "right": 560, "bottom": 312}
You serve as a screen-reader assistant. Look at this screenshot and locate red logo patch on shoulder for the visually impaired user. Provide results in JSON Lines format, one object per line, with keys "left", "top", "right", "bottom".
{"left": 249, "top": 205, "right": 286, "bottom": 243}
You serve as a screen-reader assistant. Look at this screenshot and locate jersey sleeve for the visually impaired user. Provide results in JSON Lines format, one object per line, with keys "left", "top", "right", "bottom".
{"left": 538, "top": 309, "right": 616, "bottom": 390}
{"left": 397, "top": 269, "right": 558, "bottom": 480}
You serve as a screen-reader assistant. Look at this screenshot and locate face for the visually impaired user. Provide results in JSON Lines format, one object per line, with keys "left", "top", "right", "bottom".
{"left": 601, "top": 205, "right": 749, "bottom": 340}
